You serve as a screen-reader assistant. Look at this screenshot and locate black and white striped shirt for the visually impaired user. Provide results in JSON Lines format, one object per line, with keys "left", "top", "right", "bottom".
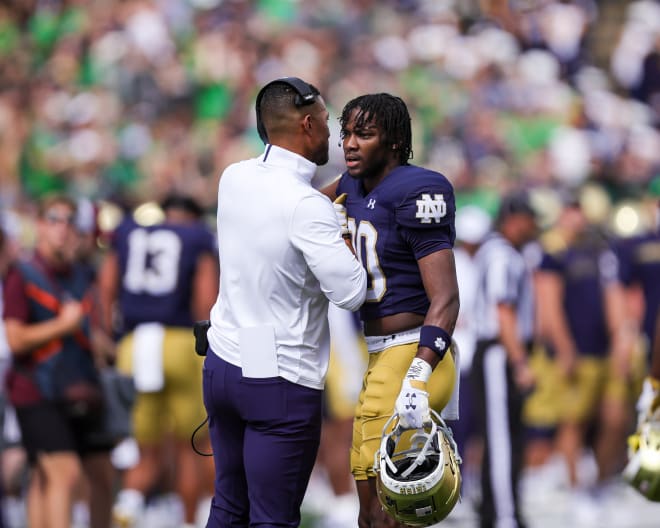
{"left": 473, "top": 232, "right": 535, "bottom": 342}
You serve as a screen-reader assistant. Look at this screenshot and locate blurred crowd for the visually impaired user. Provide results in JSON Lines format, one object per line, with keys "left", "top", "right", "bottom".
{"left": 0, "top": 0, "right": 658, "bottom": 226}
{"left": 0, "top": 0, "right": 660, "bottom": 527}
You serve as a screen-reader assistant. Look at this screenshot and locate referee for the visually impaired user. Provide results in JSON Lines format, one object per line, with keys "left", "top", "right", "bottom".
{"left": 471, "top": 191, "right": 538, "bottom": 528}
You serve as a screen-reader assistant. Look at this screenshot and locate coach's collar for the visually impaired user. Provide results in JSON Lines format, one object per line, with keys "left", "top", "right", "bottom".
{"left": 261, "top": 144, "right": 316, "bottom": 183}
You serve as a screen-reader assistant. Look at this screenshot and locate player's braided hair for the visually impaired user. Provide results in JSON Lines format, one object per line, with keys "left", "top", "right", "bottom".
{"left": 339, "top": 93, "right": 413, "bottom": 165}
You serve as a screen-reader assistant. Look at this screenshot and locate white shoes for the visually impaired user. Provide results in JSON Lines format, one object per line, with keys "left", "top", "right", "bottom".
{"left": 112, "top": 489, "right": 145, "bottom": 528}
{"left": 570, "top": 489, "right": 603, "bottom": 527}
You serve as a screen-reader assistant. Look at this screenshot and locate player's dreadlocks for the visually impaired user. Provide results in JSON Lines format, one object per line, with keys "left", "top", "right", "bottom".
{"left": 339, "top": 93, "right": 413, "bottom": 165}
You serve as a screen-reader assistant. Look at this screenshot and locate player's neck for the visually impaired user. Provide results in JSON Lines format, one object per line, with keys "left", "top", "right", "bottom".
{"left": 362, "top": 160, "right": 401, "bottom": 193}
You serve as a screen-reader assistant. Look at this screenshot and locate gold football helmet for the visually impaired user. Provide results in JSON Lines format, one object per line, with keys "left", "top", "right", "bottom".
{"left": 624, "top": 417, "right": 660, "bottom": 502}
{"left": 374, "top": 410, "right": 462, "bottom": 527}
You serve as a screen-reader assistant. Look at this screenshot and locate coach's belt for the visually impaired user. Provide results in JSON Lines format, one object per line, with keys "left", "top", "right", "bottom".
{"left": 364, "top": 327, "right": 421, "bottom": 354}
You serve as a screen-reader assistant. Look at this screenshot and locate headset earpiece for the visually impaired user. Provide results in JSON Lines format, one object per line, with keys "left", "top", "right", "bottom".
{"left": 255, "top": 77, "right": 318, "bottom": 144}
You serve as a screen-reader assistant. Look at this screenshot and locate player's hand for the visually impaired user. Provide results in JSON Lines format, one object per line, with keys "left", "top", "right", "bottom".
{"left": 395, "top": 378, "right": 431, "bottom": 429}
{"left": 556, "top": 347, "right": 577, "bottom": 380}
{"left": 512, "top": 360, "right": 535, "bottom": 394}
{"left": 333, "top": 193, "right": 350, "bottom": 238}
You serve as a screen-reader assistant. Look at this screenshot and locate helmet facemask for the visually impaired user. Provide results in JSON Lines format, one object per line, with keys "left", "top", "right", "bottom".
{"left": 374, "top": 410, "right": 462, "bottom": 527}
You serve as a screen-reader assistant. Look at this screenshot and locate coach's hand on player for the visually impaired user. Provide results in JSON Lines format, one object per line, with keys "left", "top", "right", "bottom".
{"left": 333, "top": 193, "right": 350, "bottom": 239}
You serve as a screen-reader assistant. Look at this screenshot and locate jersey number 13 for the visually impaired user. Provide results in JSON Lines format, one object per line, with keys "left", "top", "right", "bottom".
{"left": 123, "top": 228, "right": 182, "bottom": 295}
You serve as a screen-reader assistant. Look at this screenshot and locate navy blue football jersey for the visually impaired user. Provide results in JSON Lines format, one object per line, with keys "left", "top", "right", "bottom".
{"left": 539, "top": 240, "right": 618, "bottom": 357}
{"left": 112, "top": 217, "right": 216, "bottom": 333}
{"left": 336, "top": 164, "right": 456, "bottom": 322}
{"left": 617, "top": 231, "right": 660, "bottom": 346}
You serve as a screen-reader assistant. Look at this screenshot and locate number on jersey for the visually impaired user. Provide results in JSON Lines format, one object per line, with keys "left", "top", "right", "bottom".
{"left": 348, "top": 218, "right": 386, "bottom": 302}
{"left": 123, "top": 228, "right": 182, "bottom": 295}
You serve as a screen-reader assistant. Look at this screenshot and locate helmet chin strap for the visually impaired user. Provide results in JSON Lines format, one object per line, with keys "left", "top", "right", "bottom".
{"left": 440, "top": 418, "right": 462, "bottom": 466}
{"left": 385, "top": 451, "right": 399, "bottom": 476}
{"left": 382, "top": 414, "right": 403, "bottom": 475}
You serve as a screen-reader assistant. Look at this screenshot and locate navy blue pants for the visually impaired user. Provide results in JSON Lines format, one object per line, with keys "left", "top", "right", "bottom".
{"left": 203, "top": 351, "right": 323, "bottom": 528}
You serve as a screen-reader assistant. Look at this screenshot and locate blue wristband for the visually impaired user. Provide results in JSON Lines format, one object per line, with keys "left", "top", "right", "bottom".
{"left": 419, "top": 325, "right": 451, "bottom": 359}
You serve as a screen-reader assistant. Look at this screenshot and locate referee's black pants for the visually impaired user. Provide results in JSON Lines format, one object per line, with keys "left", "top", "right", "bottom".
{"left": 471, "top": 339, "right": 529, "bottom": 528}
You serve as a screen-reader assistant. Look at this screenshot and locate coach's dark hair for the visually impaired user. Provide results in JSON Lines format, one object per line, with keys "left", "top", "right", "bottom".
{"left": 257, "top": 80, "right": 320, "bottom": 143}
{"left": 259, "top": 83, "right": 300, "bottom": 126}
{"left": 339, "top": 93, "right": 413, "bottom": 165}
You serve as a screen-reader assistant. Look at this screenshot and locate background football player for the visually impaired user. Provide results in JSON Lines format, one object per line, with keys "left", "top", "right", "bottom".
{"left": 625, "top": 308, "right": 660, "bottom": 502}
{"left": 304, "top": 305, "right": 367, "bottom": 527}
{"left": 622, "top": 198, "right": 660, "bottom": 499}
{"left": 617, "top": 197, "right": 660, "bottom": 429}
{"left": 323, "top": 93, "right": 460, "bottom": 528}
{"left": 535, "top": 196, "right": 637, "bottom": 522}
{"left": 98, "top": 194, "right": 218, "bottom": 527}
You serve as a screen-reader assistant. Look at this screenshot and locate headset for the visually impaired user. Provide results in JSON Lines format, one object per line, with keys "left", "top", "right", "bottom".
{"left": 255, "top": 77, "right": 319, "bottom": 144}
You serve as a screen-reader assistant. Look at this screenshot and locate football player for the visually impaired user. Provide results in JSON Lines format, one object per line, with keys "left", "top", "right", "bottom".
{"left": 617, "top": 199, "right": 660, "bottom": 426}
{"left": 98, "top": 194, "right": 218, "bottom": 527}
{"left": 535, "top": 197, "right": 636, "bottom": 508}
{"left": 625, "top": 309, "right": 660, "bottom": 501}
{"left": 622, "top": 198, "right": 660, "bottom": 499}
{"left": 323, "top": 93, "right": 460, "bottom": 528}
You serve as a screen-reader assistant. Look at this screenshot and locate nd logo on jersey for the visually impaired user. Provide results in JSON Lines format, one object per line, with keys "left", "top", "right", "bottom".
{"left": 415, "top": 193, "right": 446, "bottom": 224}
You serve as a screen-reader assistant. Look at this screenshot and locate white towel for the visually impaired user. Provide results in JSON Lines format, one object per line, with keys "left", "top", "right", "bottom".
{"left": 132, "top": 323, "right": 165, "bottom": 392}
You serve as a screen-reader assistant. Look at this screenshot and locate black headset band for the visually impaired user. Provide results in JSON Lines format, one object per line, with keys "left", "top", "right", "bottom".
{"left": 255, "top": 77, "right": 319, "bottom": 144}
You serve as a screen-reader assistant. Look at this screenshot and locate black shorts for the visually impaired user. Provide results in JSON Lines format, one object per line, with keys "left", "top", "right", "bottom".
{"left": 15, "top": 401, "right": 112, "bottom": 463}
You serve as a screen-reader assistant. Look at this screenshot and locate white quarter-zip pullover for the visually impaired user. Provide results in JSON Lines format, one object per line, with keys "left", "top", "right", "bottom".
{"left": 208, "top": 145, "right": 367, "bottom": 389}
